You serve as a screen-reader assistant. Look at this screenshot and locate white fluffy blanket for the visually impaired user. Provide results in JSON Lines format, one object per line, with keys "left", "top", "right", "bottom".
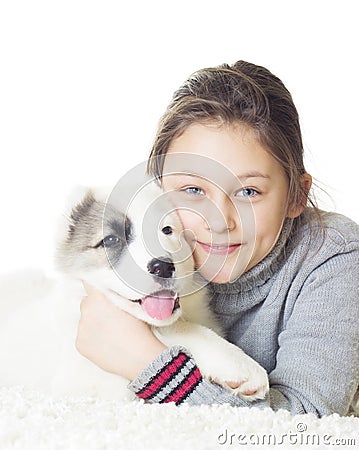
{"left": 0, "top": 386, "right": 358, "bottom": 450}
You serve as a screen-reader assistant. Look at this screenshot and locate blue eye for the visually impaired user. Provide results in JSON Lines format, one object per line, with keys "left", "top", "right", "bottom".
{"left": 236, "top": 188, "right": 259, "bottom": 198}
{"left": 183, "top": 186, "right": 205, "bottom": 196}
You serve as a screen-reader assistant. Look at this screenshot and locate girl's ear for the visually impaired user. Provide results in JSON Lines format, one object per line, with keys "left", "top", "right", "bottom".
{"left": 287, "top": 173, "right": 313, "bottom": 218}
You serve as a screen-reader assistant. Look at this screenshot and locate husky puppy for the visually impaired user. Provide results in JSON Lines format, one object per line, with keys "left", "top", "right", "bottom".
{"left": 0, "top": 181, "right": 268, "bottom": 401}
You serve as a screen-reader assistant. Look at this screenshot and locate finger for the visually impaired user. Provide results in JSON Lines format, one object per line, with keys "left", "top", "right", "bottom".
{"left": 79, "top": 296, "right": 88, "bottom": 312}
{"left": 82, "top": 281, "right": 98, "bottom": 295}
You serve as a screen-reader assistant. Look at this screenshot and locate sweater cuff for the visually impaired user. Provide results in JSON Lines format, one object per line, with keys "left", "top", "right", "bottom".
{"left": 127, "top": 345, "right": 203, "bottom": 405}
{"left": 128, "top": 345, "right": 267, "bottom": 408}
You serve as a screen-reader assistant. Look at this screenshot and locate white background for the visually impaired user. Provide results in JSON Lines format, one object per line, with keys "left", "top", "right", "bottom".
{"left": 0, "top": 0, "right": 358, "bottom": 273}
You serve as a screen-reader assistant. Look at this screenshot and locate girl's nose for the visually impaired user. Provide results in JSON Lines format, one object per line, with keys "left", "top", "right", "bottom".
{"left": 203, "top": 194, "right": 237, "bottom": 234}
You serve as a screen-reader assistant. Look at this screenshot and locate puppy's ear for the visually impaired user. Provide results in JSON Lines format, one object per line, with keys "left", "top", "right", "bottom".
{"left": 54, "top": 185, "right": 94, "bottom": 247}
{"left": 54, "top": 185, "right": 112, "bottom": 246}
{"left": 69, "top": 189, "right": 97, "bottom": 226}
{"left": 61, "top": 185, "right": 111, "bottom": 218}
{"left": 64, "top": 185, "right": 94, "bottom": 215}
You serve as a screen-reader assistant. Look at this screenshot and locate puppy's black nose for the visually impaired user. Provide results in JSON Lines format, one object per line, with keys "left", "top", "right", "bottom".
{"left": 147, "top": 257, "right": 175, "bottom": 278}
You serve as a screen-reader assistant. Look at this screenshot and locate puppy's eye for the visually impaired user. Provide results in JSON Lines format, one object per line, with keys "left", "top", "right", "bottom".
{"left": 161, "top": 226, "right": 173, "bottom": 235}
{"left": 95, "top": 234, "right": 120, "bottom": 248}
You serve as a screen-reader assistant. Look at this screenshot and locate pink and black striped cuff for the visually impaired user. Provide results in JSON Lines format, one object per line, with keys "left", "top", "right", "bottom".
{"left": 129, "top": 346, "right": 203, "bottom": 405}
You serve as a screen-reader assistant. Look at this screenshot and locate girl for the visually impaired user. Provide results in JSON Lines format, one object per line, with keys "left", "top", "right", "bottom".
{"left": 77, "top": 60, "right": 359, "bottom": 417}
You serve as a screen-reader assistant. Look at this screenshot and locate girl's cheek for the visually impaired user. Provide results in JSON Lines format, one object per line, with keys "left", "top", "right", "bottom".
{"left": 176, "top": 209, "right": 201, "bottom": 231}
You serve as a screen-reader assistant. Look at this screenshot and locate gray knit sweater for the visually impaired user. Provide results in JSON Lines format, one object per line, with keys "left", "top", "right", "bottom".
{"left": 129, "top": 209, "right": 359, "bottom": 417}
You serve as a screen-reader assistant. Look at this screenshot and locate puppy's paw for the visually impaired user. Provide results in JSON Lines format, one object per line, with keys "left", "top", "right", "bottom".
{"left": 228, "top": 367, "right": 269, "bottom": 401}
{"left": 209, "top": 359, "right": 269, "bottom": 401}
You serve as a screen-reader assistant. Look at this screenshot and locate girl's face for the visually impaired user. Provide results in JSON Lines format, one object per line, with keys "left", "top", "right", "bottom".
{"left": 161, "top": 122, "right": 298, "bottom": 284}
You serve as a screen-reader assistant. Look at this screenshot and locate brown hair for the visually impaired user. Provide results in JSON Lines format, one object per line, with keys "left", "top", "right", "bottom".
{"left": 147, "top": 60, "right": 319, "bottom": 220}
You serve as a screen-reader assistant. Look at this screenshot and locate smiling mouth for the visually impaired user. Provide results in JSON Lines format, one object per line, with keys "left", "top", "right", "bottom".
{"left": 197, "top": 241, "right": 242, "bottom": 255}
{"left": 130, "top": 289, "right": 180, "bottom": 320}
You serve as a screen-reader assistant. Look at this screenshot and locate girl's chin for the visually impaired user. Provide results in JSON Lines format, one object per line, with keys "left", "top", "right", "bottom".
{"left": 197, "top": 266, "right": 244, "bottom": 284}
{"left": 194, "top": 247, "right": 252, "bottom": 284}
{"left": 209, "top": 275, "right": 232, "bottom": 284}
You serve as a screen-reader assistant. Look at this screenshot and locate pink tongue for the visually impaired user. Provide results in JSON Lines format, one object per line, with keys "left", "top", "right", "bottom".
{"left": 142, "top": 293, "right": 176, "bottom": 320}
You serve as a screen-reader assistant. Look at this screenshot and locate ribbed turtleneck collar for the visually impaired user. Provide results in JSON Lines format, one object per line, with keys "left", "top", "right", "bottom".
{"left": 208, "top": 217, "right": 294, "bottom": 294}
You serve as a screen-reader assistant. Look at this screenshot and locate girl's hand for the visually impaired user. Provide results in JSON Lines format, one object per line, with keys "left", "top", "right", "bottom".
{"left": 76, "top": 282, "right": 167, "bottom": 380}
